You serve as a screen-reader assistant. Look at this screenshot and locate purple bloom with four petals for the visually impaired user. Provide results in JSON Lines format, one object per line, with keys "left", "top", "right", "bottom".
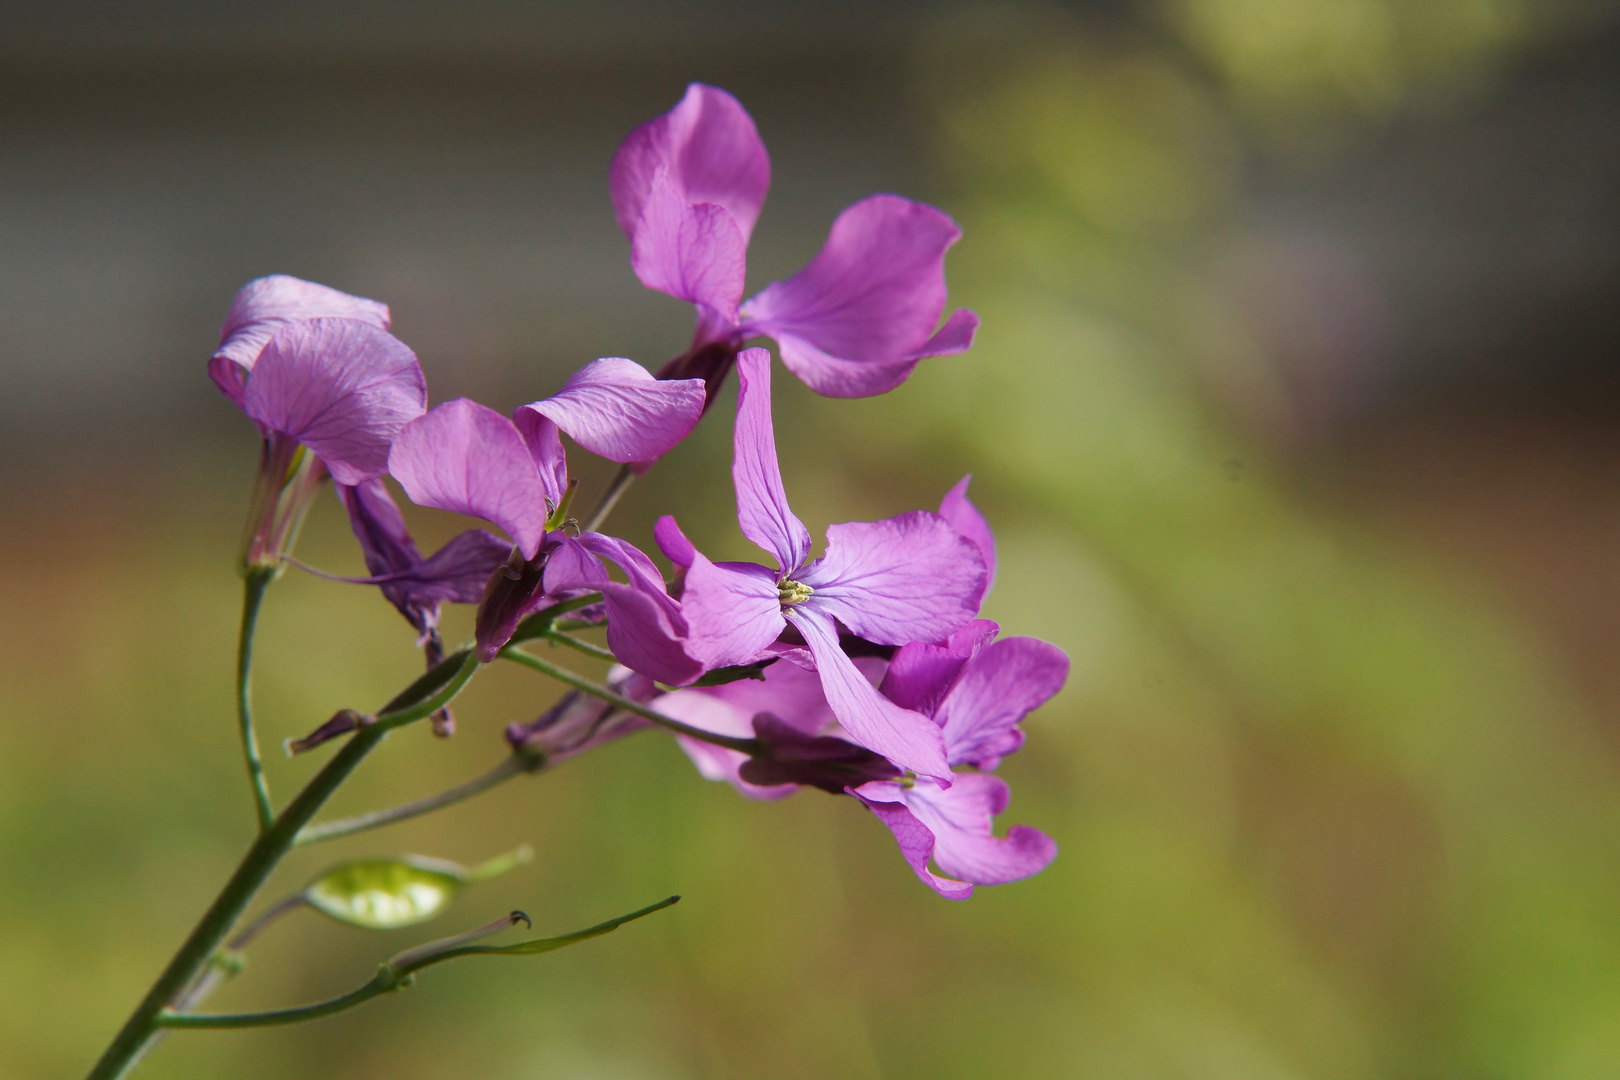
{"left": 660, "top": 348, "right": 987, "bottom": 779}
{"left": 613, "top": 84, "right": 979, "bottom": 402}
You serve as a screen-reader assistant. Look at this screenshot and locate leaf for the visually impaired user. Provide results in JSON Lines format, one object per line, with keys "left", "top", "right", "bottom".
{"left": 690, "top": 658, "right": 779, "bottom": 687}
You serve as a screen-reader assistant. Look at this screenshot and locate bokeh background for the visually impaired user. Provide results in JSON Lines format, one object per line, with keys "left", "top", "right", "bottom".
{"left": 5, "top": 1, "right": 1620, "bottom": 1077}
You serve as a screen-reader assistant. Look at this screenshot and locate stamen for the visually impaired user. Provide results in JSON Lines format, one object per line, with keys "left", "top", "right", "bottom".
{"left": 778, "top": 579, "right": 814, "bottom": 607}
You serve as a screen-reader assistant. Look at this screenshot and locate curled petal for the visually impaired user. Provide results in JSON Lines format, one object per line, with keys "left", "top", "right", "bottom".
{"left": 938, "top": 637, "right": 1069, "bottom": 769}
{"left": 679, "top": 552, "right": 785, "bottom": 669}
{"left": 599, "top": 582, "right": 704, "bottom": 687}
{"left": 795, "top": 606, "right": 948, "bottom": 780}
{"left": 541, "top": 535, "right": 612, "bottom": 593}
{"left": 611, "top": 83, "right": 771, "bottom": 242}
{"left": 734, "top": 348, "right": 812, "bottom": 572}
{"left": 631, "top": 170, "right": 747, "bottom": 327}
{"left": 520, "top": 357, "right": 706, "bottom": 467}
{"left": 741, "top": 195, "right": 971, "bottom": 397}
{"left": 213, "top": 275, "right": 390, "bottom": 408}
{"left": 243, "top": 318, "right": 426, "bottom": 485}
{"left": 938, "top": 475, "right": 997, "bottom": 599}
{"left": 905, "top": 774, "right": 1057, "bottom": 886}
{"left": 510, "top": 409, "right": 569, "bottom": 510}
{"left": 880, "top": 641, "right": 970, "bottom": 718}
{"left": 654, "top": 515, "right": 697, "bottom": 569}
{"left": 798, "top": 511, "right": 986, "bottom": 646}
{"left": 851, "top": 782, "right": 974, "bottom": 900}
{"left": 388, "top": 398, "right": 551, "bottom": 559}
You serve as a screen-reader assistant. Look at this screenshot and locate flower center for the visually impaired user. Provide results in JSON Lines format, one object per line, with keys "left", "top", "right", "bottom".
{"left": 778, "top": 579, "right": 814, "bottom": 607}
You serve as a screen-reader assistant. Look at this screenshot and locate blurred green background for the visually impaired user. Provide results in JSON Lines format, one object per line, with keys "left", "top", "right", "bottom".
{"left": 6, "top": 1, "right": 1620, "bottom": 1077}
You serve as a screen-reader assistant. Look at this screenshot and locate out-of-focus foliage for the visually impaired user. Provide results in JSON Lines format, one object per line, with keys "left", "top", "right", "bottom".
{"left": 4, "top": 4, "right": 1620, "bottom": 1079}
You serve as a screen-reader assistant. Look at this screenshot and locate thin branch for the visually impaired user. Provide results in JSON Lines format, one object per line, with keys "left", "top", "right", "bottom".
{"left": 498, "top": 647, "right": 760, "bottom": 755}
{"left": 582, "top": 465, "right": 634, "bottom": 533}
{"left": 542, "top": 630, "right": 617, "bottom": 664}
{"left": 295, "top": 753, "right": 537, "bottom": 846}
{"left": 237, "top": 569, "right": 277, "bottom": 832}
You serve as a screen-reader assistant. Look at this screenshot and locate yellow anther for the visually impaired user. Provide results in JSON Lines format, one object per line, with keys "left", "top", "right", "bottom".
{"left": 778, "top": 579, "right": 814, "bottom": 606}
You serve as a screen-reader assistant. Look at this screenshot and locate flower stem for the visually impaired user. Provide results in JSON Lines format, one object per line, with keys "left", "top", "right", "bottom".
{"left": 84, "top": 651, "right": 481, "bottom": 1080}
{"left": 295, "top": 752, "right": 539, "bottom": 846}
{"left": 237, "top": 567, "right": 277, "bottom": 833}
{"left": 541, "top": 629, "right": 617, "bottom": 664}
{"left": 582, "top": 465, "right": 634, "bottom": 533}
{"left": 498, "top": 646, "right": 760, "bottom": 755}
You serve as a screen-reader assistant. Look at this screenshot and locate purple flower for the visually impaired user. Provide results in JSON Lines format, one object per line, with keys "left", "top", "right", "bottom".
{"left": 613, "top": 84, "right": 978, "bottom": 401}
{"left": 852, "top": 626, "right": 1068, "bottom": 899}
{"left": 210, "top": 277, "right": 426, "bottom": 571}
{"left": 210, "top": 274, "right": 391, "bottom": 410}
{"left": 386, "top": 359, "right": 706, "bottom": 679}
{"left": 505, "top": 667, "right": 659, "bottom": 767}
{"left": 662, "top": 348, "right": 988, "bottom": 778}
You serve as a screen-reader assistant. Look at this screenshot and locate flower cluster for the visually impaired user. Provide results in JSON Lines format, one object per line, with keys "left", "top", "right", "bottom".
{"left": 212, "top": 84, "right": 1064, "bottom": 900}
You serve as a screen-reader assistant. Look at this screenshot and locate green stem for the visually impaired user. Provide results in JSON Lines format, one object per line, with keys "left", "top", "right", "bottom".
{"left": 296, "top": 752, "right": 537, "bottom": 846}
{"left": 237, "top": 568, "right": 277, "bottom": 832}
{"left": 498, "top": 647, "right": 760, "bottom": 755}
{"left": 582, "top": 465, "right": 634, "bottom": 533}
{"left": 508, "top": 592, "right": 605, "bottom": 647}
{"left": 84, "top": 651, "right": 480, "bottom": 1080}
{"left": 158, "top": 897, "right": 680, "bottom": 1030}
{"left": 542, "top": 630, "right": 617, "bottom": 664}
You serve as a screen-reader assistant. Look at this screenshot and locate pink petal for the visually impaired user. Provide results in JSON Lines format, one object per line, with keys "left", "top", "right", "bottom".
{"left": 939, "top": 636, "right": 1068, "bottom": 769}
{"left": 769, "top": 334, "right": 921, "bottom": 399}
{"left": 631, "top": 170, "right": 747, "bottom": 326}
{"left": 794, "top": 606, "right": 949, "bottom": 780}
{"left": 542, "top": 535, "right": 613, "bottom": 593}
{"left": 611, "top": 83, "right": 771, "bottom": 243}
{"left": 599, "top": 581, "right": 705, "bottom": 687}
{"left": 679, "top": 552, "right": 786, "bottom": 669}
{"left": 242, "top": 318, "right": 426, "bottom": 486}
{"left": 734, "top": 347, "right": 812, "bottom": 572}
{"left": 654, "top": 515, "right": 697, "bottom": 569}
{"left": 850, "top": 781, "right": 974, "bottom": 900}
{"left": 213, "top": 275, "right": 390, "bottom": 407}
{"left": 510, "top": 408, "right": 569, "bottom": 510}
{"left": 903, "top": 774, "right": 1057, "bottom": 886}
{"left": 387, "top": 398, "right": 551, "bottom": 559}
{"left": 657, "top": 690, "right": 798, "bottom": 801}
{"left": 520, "top": 357, "right": 705, "bottom": 465}
{"left": 797, "top": 511, "right": 986, "bottom": 646}
{"left": 740, "top": 195, "right": 969, "bottom": 397}
{"left": 938, "top": 475, "right": 997, "bottom": 599}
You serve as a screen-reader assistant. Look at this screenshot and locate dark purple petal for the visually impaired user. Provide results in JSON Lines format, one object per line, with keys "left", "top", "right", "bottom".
{"left": 903, "top": 774, "right": 1057, "bottom": 886}
{"left": 474, "top": 549, "right": 548, "bottom": 663}
{"left": 798, "top": 511, "right": 986, "bottom": 646}
{"left": 850, "top": 781, "right": 974, "bottom": 900}
{"left": 737, "top": 713, "right": 900, "bottom": 793}
{"left": 510, "top": 408, "right": 569, "bottom": 510}
{"left": 654, "top": 515, "right": 697, "bottom": 569}
{"left": 740, "top": 195, "right": 968, "bottom": 397}
{"left": 733, "top": 347, "right": 812, "bottom": 572}
{"left": 630, "top": 170, "right": 747, "bottom": 326}
{"left": 213, "top": 275, "right": 390, "bottom": 408}
{"left": 656, "top": 691, "right": 799, "bottom": 801}
{"left": 611, "top": 83, "right": 771, "bottom": 243}
{"left": 679, "top": 552, "right": 785, "bottom": 668}
{"left": 388, "top": 398, "right": 551, "bottom": 559}
{"left": 519, "top": 357, "right": 706, "bottom": 466}
{"left": 403, "top": 530, "right": 514, "bottom": 604}
{"left": 242, "top": 318, "right": 426, "bottom": 485}
{"left": 794, "top": 606, "right": 949, "bottom": 780}
{"left": 938, "top": 475, "right": 997, "bottom": 599}
{"left": 939, "top": 637, "right": 1068, "bottom": 769}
